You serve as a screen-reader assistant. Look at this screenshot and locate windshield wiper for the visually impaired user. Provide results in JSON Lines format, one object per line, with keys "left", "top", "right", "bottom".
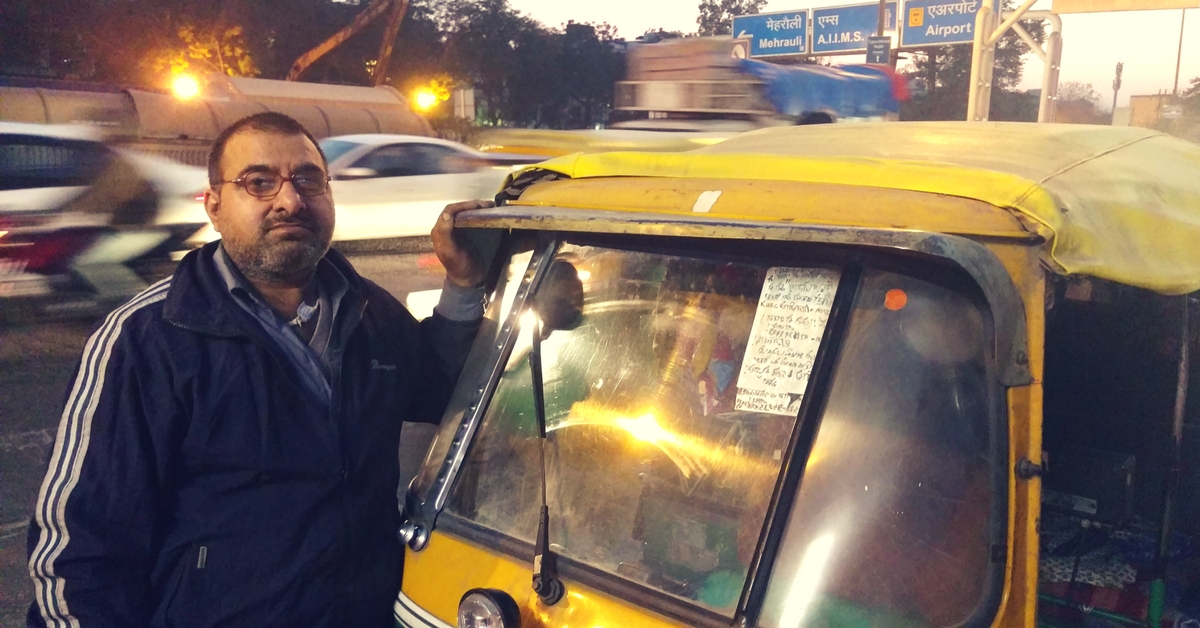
{"left": 528, "top": 307, "right": 565, "bottom": 605}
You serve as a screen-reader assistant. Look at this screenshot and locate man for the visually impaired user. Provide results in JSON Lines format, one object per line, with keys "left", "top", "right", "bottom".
{"left": 27, "top": 112, "right": 489, "bottom": 628}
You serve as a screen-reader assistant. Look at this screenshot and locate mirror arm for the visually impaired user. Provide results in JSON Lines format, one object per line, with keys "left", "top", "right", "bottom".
{"left": 528, "top": 310, "right": 565, "bottom": 606}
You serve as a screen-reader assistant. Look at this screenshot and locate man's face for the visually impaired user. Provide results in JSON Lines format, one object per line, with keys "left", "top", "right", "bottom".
{"left": 204, "top": 130, "right": 335, "bottom": 284}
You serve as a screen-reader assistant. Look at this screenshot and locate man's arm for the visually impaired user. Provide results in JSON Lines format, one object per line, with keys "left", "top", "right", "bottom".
{"left": 405, "top": 201, "right": 491, "bottom": 423}
{"left": 27, "top": 289, "right": 180, "bottom": 628}
{"left": 431, "top": 200, "right": 489, "bottom": 290}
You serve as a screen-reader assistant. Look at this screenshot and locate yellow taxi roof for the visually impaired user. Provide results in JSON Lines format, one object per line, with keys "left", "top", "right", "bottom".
{"left": 475, "top": 128, "right": 733, "bottom": 158}
{"left": 508, "top": 122, "right": 1200, "bottom": 295}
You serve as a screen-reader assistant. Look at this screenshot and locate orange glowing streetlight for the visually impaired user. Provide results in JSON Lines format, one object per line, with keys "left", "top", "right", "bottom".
{"left": 413, "top": 88, "right": 440, "bottom": 112}
{"left": 172, "top": 74, "right": 200, "bottom": 100}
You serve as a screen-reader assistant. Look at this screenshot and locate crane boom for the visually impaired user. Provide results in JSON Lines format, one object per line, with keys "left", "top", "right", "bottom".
{"left": 287, "top": 0, "right": 394, "bottom": 81}
{"left": 371, "top": 0, "right": 410, "bottom": 86}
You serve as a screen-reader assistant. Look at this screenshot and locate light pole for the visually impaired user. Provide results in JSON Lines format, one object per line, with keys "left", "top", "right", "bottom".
{"left": 1111, "top": 61, "right": 1123, "bottom": 122}
{"left": 1174, "top": 9, "right": 1187, "bottom": 96}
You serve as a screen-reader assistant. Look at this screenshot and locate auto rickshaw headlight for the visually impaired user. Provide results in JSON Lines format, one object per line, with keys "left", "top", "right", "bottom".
{"left": 458, "top": 588, "right": 520, "bottom": 628}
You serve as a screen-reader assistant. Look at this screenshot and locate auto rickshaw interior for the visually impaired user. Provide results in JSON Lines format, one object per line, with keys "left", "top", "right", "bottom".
{"left": 437, "top": 231, "right": 1011, "bottom": 628}
{"left": 1037, "top": 277, "right": 1200, "bottom": 626}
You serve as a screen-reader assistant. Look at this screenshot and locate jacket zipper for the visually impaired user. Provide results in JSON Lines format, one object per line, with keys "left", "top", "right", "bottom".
{"left": 329, "top": 297, "right": 367, "bottom": 611}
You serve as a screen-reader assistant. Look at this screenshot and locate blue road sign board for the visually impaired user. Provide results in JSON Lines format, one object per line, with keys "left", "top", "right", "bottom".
{"left": 732, "top": 10, "right": 809, "bottom": 57}
{"left": 900, "top": 0, "right": 982, "bottom": 46}
{"left": 866, "top": 35, "right": 892, "bottom": 63}
{"left": 812, "top": 2, "right": 899, "bottom": 54}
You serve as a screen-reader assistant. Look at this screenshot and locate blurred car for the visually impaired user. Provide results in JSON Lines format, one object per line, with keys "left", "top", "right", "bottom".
{"left": 0, "top": 122, "right": 209, "bottom": 319}
{"left": 319, "top": 134, "right": 531, "bottom": 241}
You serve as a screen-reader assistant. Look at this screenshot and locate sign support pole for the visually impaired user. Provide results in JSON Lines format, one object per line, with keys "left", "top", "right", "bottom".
{"left": 966, "top": 0, "right": 1057, "bottom": 121}
{"left": 1174, "top": 9, "right": 1187, "bottom": 95}
{"left": 1040, "top": 28, "right": 1062, "bottom": 122}
{"left": 966, "top": 5, "right": 997, "bottom": 120}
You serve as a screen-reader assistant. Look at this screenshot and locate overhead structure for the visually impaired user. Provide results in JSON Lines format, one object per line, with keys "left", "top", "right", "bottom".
{"left": 0, "top": 75, "right": 431, "bottom": 165}
{"left": 966, "top": 1, "right": 1063, "bottom": 122}
{"left": 968, "top": 0, "right": 1198, "bottom": 122}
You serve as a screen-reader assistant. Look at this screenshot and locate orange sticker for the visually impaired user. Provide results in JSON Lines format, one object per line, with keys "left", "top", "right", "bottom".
{"left": 884, "top": 289, "right": 908, "bottom": 311}
{"left": 908, "top": 7, "right": 924, "bottom": 27}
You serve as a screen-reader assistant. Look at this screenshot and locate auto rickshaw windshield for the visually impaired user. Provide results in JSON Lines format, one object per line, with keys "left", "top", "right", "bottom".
{"left": 423, "top": 236, "right": 1004, "bottom": 627}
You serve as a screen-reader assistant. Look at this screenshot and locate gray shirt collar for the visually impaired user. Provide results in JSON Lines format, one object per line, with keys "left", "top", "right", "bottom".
{"left": 213, "top": 244, "right": 349, "bottom": 403}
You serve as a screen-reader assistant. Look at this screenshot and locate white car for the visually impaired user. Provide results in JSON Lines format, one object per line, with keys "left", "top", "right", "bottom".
{"left": 318, "top": 134, "right": 527, "bottom": 241}
{"left": 0, "top": 122, "right": 208, "bottom": 232}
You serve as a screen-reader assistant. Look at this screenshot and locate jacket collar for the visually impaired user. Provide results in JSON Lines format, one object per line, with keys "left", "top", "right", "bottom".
{"left": 163, "top": 240, "right": 368, "bottom": 337}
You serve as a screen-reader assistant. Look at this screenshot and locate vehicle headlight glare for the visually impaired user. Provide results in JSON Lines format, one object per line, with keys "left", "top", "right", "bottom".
{"left": 458, "top": 588, "right": 520, "bottom": 628}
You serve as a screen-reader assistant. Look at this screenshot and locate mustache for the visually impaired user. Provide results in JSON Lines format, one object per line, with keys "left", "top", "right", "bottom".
{"left": 261, "top": 212, "right": 319, "bottom": 233}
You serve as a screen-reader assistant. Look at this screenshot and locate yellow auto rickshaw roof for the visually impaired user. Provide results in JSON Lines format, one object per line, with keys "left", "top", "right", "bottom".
{"left": 508, "top": 122, "right": 1200, "bottom": 295}
{"left": 475, "top": 127, "right": 734, "bottom": 158}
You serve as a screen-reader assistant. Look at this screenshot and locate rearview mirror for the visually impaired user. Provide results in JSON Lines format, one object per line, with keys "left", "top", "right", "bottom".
{"left": 534, "top": 260, "right": 584, "bottom": 334}
{"left": 334, "top": 167, "right": 378, "bottom": 180}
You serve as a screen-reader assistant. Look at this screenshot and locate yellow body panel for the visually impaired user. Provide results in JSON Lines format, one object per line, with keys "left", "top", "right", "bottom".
{"left": 515, "top": 177, "right": 1034, "bottom": 240}
{"left": 475, "top": 128, "right": 733, "bottom": 158}
{"left": 522, "top": 150, "right": 1052, "bottom": 226}
{"left": 983, "top": 244, "right": 1048, "bottom": 628}
{"left": 402, "top": 532, "right": 688, "bottom": 628}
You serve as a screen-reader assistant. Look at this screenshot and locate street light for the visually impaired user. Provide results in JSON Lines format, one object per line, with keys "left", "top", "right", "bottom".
{"left": 172, "top": 74, "right": 201, "bottom": 100}
{"left": 413, "top": 88, "right": 439, "bottom": 112}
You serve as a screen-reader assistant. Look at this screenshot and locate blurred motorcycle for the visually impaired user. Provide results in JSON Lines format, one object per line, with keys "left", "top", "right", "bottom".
{"left": 0, "top": 123, "right": 208, "bottom": 322}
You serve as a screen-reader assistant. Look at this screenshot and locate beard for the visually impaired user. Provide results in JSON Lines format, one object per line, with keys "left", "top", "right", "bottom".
{"left": 222, "top": 211, "right": 332, "bottom": 285}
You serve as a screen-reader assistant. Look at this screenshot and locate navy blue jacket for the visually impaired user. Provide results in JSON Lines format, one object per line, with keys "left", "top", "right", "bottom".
{"left": 27, "top": 242, "right": 479, "bottom": 628}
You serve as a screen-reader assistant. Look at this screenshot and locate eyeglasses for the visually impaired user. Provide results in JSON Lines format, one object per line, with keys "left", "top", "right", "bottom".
{"left": 217, "top": 170, "right": 330, "bottom": 199}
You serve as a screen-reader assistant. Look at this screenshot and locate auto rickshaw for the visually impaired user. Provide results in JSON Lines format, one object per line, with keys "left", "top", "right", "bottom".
{"left": 394, "top": 122, "right": 1200, "bottom": 628}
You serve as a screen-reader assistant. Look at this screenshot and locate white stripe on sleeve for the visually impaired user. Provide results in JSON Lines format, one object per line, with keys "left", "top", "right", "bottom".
{"left": 29, "top": 278, "right": 172, "bottom": 628}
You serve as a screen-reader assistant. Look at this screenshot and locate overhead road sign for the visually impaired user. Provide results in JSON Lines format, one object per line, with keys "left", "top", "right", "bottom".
{"left": 1052, "top": 0, "right": 1197, "bottom": 11}
{"left": 866, "top": 35, "right": 892, "bottom": 63}
{"left": 732, "top": 10, "right": 810, "bottom": 57}
{"left": 900, "top": 0, "right": 980, "bottom": 46}
{"left": 812, "top": 2, "right": 899, "bottom": 54}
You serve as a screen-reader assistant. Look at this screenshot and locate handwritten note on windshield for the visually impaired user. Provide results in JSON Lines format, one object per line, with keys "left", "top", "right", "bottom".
{"left": 735, "top": 267, "right": 840, "bottom": 416}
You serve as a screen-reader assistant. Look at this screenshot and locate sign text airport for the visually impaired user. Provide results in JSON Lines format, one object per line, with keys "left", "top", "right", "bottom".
{"left": 900, "top": 0, "right": 980, "bottom": 46}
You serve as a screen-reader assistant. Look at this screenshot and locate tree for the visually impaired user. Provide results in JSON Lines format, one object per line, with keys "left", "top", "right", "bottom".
{"left": 697, "top": 0, "right": 767, "bottom": 36}
{"left": 0, "top": 0, "right": 366, "bottom": 86}
{"left": 144, "top": 20, "right": 260, "bottom": 80}
{"left": 1054, "top": 81, "right": 1107, "bottom": 124}
{"left": 1057, "top": 81, "right": 1098, "bottom": 103}
{"left": 433, "top": 0, "right": 626, "bottom": 128}
{"left": 0, "top": 0, "right": 87, "bottom": 78}
{"left": 555, "top": 22, "right": 624, "bottom": 127}
{"left": 901, "top": 3, "right": 1045, "bottom": 121}
{"left": 436, "top": 0, "right": 546, "bottom": 124}
{"left": 1182, "top": 77, "right": 1200, "bottom": 116}
{"left": 638, "top": 28, "right": 686, "bottom": 42}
